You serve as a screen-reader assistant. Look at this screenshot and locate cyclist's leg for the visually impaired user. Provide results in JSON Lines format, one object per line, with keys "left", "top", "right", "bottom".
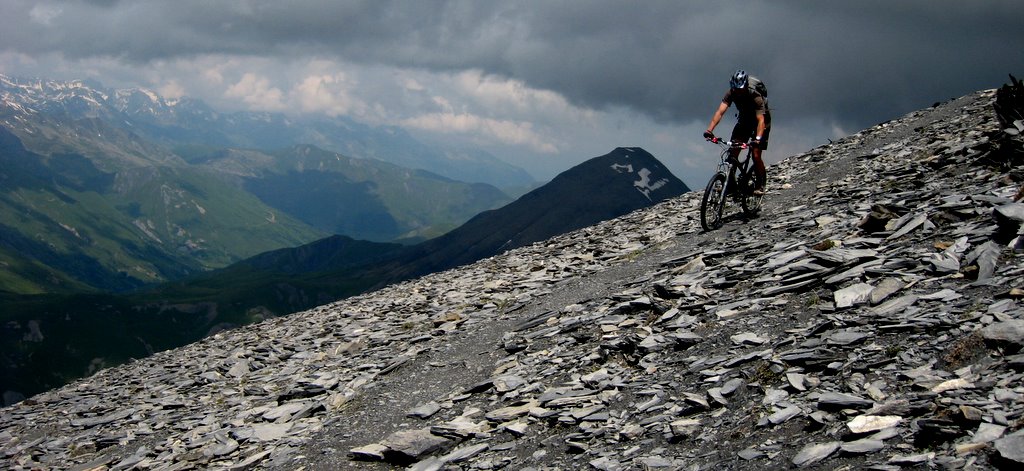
{"left": 752, "top": 117, "right": 770, "bottom": 194}
{"left": 751, "top": 147, "right": 766, "bottom": 196}
{"left": 728, "top": 122, "right": 751, "bottom": 163}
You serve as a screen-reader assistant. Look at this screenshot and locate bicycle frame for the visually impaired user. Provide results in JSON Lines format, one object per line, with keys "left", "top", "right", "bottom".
{"left": 700, "top": 138, "right": 763, "bottom": 231}
{"left": 714, "top": 140, "right": 753, "bottom": 197}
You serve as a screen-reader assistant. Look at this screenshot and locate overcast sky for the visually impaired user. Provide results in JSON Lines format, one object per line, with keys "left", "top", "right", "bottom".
{"left": 2, "top": 1, "right": 1022, "bottom": 188}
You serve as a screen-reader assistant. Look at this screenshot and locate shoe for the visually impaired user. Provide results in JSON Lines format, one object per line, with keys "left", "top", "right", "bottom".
{"left": 752, "top": 187, "right": 765, "bottom": 196}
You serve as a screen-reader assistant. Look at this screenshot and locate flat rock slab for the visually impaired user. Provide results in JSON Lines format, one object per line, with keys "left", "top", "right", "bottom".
{"left": 834, "top": 283, "right": 874, "bottom": 308}
{"left": 380, "top": 428, "right": 450, "bottom": 463}
{"left": 840, "top": 438, "right": 884, "bottom": 455}
{"left": 981, "top": 320, "right": 1024, "bottom": 352}
{"left": 847, "top": 415, "right": 902, "bottom": 434}
{"left": 818, "top": 392, "right": 873, "bottom": 410}
{"left": 792, "top": 441, "right": 840, "bottom": 467}
{"left": 994, "top": 429, "right": 1024, "bottom": 464}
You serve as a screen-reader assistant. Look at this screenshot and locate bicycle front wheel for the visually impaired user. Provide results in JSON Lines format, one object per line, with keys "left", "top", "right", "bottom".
{"left": 700, "top": 172, "right": 727, "bottom": 231}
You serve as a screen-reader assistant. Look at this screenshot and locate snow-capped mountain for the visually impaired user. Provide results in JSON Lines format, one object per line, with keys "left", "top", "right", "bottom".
{"left": 0, "top": 74, "right": 534, "bottom": 187}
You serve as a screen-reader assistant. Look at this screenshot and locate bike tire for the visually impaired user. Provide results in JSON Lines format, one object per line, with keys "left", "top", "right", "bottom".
{"left": 700, "top": 172, "right": 727, "bottom": 231}
{"left": 741, "top": 172, "right": 766, "bottom": 216}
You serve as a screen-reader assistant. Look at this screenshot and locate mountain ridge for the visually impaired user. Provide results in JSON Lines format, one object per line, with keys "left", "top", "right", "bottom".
{"left": 3, "top": 84, "right": 1024, "bottom": 470}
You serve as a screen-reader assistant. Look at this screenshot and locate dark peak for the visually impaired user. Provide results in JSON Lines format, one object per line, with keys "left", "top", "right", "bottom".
{"left": 547, "top": 147, "right": 688, "bottom": 200}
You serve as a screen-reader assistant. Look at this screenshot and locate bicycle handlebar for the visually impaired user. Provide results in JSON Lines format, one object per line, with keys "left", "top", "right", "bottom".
{"left": 706, "top": 136, "right": 749, "bottom": 149}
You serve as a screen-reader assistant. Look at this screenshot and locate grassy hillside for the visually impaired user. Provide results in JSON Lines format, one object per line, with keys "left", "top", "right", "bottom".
{"left": 0, "top": 128, "right": 328, "bottom": 293}
{"left": 207, "top": 145, "right": 512, "bottom": 242}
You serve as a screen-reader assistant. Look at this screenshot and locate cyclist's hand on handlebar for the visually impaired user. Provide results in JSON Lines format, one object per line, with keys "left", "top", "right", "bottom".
{"left": 703, "top": 130, "right": 715, "bottom": 141}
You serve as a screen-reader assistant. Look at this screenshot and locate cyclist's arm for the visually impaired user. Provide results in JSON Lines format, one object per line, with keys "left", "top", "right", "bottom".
{"left": 707, "top": 101, "right": 729, "bottom": 134}
{"left": 754, "top": 95, "right": 767, "bottom": 141}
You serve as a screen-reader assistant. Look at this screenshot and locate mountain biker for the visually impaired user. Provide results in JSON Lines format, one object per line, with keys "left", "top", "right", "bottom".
{"left": 703, "top": 70, "right": 771, "bottom": 196}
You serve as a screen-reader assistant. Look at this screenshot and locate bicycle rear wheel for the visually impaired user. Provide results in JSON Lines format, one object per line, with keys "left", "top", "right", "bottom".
{"left": 741, "top": 171, "right": 766, "bottom": 216}
{"left": 700, "top": 172, "right": 727, "bottom": 231}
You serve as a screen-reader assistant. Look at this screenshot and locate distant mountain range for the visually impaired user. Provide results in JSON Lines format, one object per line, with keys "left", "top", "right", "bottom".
{"left": 0, "top": 74, "right": 535, "bottom": 188}
{"left": 0, "top": 74, "right": 519, "bottom": 292}
{"left": 0, "top": 145, "right": 689, "bottom": 400}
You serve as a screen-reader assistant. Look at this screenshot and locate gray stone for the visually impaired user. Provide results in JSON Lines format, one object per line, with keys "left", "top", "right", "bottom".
{"left": 720, "top": 378, "right": 746, "bottom": 396}
{"left": 350, "top": 443, "right": 388, "bottom": 461}
{"left": 227, "top": 360, "right": 250, "bottom": 378}
{"left": 730, "top": 332, "right": 767, "bottom": 346}
{"left": 407, "top": 456, "right": 442, "bottom": 471}
{"left": 981, "top": 320, "right": 1024, "bottom": 352}
{"left": 380, "top": 428, "right": 450, "bottom": 462}
{"left": 888, "top": 452, "right": 935, "bottom": 465}
{"left": 249, "top": 423, "right": 293, "bottom": 442}
{"left": 792, "top": 441, "right": 840, "bottom": 467}
{"left": 994, "top": 429, "right": 1024, "bottom": 464}
{"left": 762, "top": 389, "right": 790, "bottom": 405}
{"left": 439, "top": 443, "right": 489, "bottom": 463}
{"left": 738, "top": 448, "right": 765, "bottom": 460}
{"left": 870, "top": 278, "right": 905, "bottom": 305}
{"left": 767, "top": 405, "right": 802, "bottom": 425}
{"left": 262, "top": 402, "right": 309, "bottom": 422}
{"left": 887, "top": 212, "right": 929, "bottom": 240}
{"left": 840, "top": 438, "right": 884, "bottom": 454}
{"left": 431, "top": 416, "right": 489, "bottom": 439}
{"left": 972, "top": 423, "right": 1006, "bottom": 444}
{"left": 638, "top": 455, "right": 675, "bottom": 468}
{"left": 828, "top": 329, "right": 871, "bottom": 346}
{"left": 994, "top": 203, "right": 1024, "bottom": 228}
{"left": 485, "top": 401, "right": 539, "bottom": 422}
{"left": 589, "top": 456, "right": 624, "bottom": 471}
{"left": 669, "top": 419, "right": 701, "bottom": 438}
{"left": 847, "top": 415, "right": 902, "bottom": 434}
{"left": 967, "top": 241, "right": 1002, "bottom": 281}
{"left": 493, "top": 375, "right": 528, "bottom": 392}
{"left": 786, "top": 373, "right": 807, "bottom": 392}
{"left": 818, "top": 392, "right": 873, "bottom": 410}
{"left": 408, "top": 402, "right": 442, "bottom": 419}
{"left": 835, "top": 283, "right": 874, "bottom": 308}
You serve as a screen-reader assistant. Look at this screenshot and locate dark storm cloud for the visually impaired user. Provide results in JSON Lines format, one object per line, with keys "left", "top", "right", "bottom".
{"left": 3, "top": 0, "right": 1023, "bottom": 132}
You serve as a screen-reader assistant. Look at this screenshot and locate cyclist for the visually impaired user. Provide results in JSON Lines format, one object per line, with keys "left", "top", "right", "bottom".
{"left": 703, "top": 70, "right": 771, "bottom": 196}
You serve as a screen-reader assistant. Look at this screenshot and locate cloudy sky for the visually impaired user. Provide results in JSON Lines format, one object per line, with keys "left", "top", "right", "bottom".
{"left": 2, "top": 0, "right": 1022, "bottom": 188}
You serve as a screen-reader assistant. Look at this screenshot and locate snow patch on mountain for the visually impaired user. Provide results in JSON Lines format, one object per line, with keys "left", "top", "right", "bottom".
{"left": 609, "top": 162, "right": 671, "bottom": 201}
{"left": 633, "top": 168, "right": 670, "bottom": 201}
{"left": 609, "top": 163, "right": 634, "bottom": 173}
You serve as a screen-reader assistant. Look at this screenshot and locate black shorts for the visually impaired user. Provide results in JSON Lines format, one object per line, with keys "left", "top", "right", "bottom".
{"left": 731, "top": 113, "right": 771, "bottom": 150}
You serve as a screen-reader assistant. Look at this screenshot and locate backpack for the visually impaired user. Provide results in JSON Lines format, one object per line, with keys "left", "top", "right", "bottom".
{"left": 748, "top": 76, "right": 768, "bottom": 99}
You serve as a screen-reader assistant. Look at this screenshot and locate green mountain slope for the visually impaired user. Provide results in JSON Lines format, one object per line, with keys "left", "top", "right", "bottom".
{"left": 0, "top": 127, "right": 327, "bottom": 292}
{"left": 233, "top": 145, "right": 512, "bottom": 241}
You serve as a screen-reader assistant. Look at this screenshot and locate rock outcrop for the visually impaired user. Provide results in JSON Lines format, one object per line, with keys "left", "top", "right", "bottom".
{"left": 2, "top": 86, "right": 1024, "bottom": 470}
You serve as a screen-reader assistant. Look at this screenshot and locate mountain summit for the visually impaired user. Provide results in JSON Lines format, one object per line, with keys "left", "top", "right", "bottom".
{"left": 385, "top": 147, "right": 690, "bottom": 279}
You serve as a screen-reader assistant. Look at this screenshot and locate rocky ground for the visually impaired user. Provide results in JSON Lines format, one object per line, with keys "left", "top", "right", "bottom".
{"left": 3, "top": 88, "right": 1024, "bottom": 470}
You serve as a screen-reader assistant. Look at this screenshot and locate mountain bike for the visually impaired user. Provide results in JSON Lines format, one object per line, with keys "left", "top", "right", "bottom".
{"left": 699, "top": 137, "right": 765, "bottom": 231}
